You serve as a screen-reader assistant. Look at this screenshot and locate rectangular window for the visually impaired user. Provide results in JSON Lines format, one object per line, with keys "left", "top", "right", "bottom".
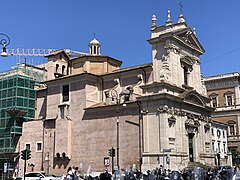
{"left": 223, "top": 131, "right": 225, "bottom": 138}
{"left": 62, "top": 85, "right": 69, "bottom": 102}
{"left": 36, "top": 142, "right": 42, "bottom": 151}
{"left": 212, "top": 141, "right": 215, "bottom": 151}
{"left": 26, "top": 144, "right": 31, "bottom": 151}
{"left": 218, "top": 142, "right": 220, "bottom": 153}
{"left": 212, "top": 97, "right": 217, "bottom": 107}
{"left": 183, "top": 66, "right": 188, "bottom": 85}
{"left": 223, "top": 143, "right": 226, "bottom": 153}
{"left": 60, "top": 106, "right": 65, "bottom": 119}
{"left": 211, "top": 128, "right": 214, "bottom": 136}
{"left": 230, "top": 125, "right": 235, "bottom": 135}
{"left": 226, "top": 95, "right": 233, "bottom": 106}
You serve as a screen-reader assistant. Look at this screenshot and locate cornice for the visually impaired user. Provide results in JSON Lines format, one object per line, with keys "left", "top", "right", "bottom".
{"left": 140, "top": 81, "right": 185, "bottom": 93}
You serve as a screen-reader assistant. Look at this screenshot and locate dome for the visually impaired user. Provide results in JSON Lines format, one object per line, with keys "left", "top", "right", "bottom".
{"left": 89, "top": 38, "right": 100, "bottom": 46}
{"left": 89, "top": 38, "right": 101, "bottom": 55}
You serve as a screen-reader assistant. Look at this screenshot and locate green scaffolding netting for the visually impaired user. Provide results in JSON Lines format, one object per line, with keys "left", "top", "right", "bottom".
{"left": 0, "top": 67, "right": 42, "bottom": 153}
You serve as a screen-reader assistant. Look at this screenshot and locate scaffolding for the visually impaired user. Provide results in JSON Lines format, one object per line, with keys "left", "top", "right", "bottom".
{"left": 0, "top": 67, "right": 43, "bottom": 178}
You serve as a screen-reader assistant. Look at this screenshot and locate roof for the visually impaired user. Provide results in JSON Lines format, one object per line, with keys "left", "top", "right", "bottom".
{"left": 89, "top": 38, "right": 100, "bottom": 46}
{"left": 43, "top": 63, "right": 152, "bottom": 83}
{"left": 204, "top": 72, "right": 239, "bottom": 81}
{"left": 70, "top": 54, "right": 122, "bottom": 65}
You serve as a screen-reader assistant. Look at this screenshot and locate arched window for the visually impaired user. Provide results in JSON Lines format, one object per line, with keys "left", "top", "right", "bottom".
{"left": 56, "top": 64, "right": 59, "bottom": 73}
{"left": 94, "top": 46, "right": 97, "bottom": 54}
{"left": 62, "top": 65, "right": 65, "bottom": 75}
{"left": 90, "top": 47, "right": 93, "bottom": 54}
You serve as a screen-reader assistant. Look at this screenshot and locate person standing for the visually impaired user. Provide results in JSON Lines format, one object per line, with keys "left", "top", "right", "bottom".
{"left": 66, "top": 166, "right": 74, "bottom": 180}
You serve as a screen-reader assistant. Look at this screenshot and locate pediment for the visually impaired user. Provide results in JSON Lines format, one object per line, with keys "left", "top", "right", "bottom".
{"left": 180, "top": 56, "right": 194, "bottom": 66}
{"left": 184, "top": 94, "right": 205, "bottom": 106}
{"left": 227, "top": 120, "right": 236, "bottom": 124}
{"left": 174, "top": 28, "right": 205, "bottom": 54}
{"left": 209, "top": 93, "right": 218, "bottom": 97}
{"left": 183, "top": 91, "right": 207, "bottom": 107}
{"left": 224, "top": 91, "right": 234, "bottom": 95}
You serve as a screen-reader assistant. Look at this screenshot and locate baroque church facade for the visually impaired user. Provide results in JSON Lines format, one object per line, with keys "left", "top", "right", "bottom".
{"left": 16, "top": 11, "right": 231, "bottom": 176}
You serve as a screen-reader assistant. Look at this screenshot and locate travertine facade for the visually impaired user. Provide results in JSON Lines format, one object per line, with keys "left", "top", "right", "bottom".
{"left": 16, "top": 11, "right": 224, "bottom": 176}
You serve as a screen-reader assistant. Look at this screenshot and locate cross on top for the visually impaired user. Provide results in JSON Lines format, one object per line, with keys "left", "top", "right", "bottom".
{"left": 179, "top": 0, "right": 183, "bottom": 15}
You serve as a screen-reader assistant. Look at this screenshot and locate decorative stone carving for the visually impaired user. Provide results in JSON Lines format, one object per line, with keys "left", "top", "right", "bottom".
{"left": 126, "top": 74, "right": 144, "bottom": 99}
{"left": 204, "top": 123, "right": 210, "bottom": 133}
{"left": 105, "top": 91, "right": 110, "bottom": 98}
{"left": 181, "top": 111, "right": 187, "bottom": 116}
{"left": 157, "top": 105, "right": 169, "bottom": 113}
{"left": 159, "top": 50, "right": 171, "bottom": 82}
{"left": 160, "top": 69, "right": 171, "bottom": 82}
{"left": 182, "top": 31, "right": 193, "bottom": 44}
{"left": 187, "top": 113, "right": 194, "bottom": 120}
{"left": 164, "top": 44, "right": 181, "bottom": 54}
{"left": 185, "top": 118, "right": 200, "bottom": 133}
{"left": 169, "top": 137, "right": 175, "bottom": 145}
{"left": 168, "top": 115, "right": 176, "bottom": 127}
{"left": 174, "top": 109, "right": 181, "bottom": 116}
{"left": 198, "top": 115, "right": 205, "bottom": 121}
{"left": 114, "top": 78, "right": 120, "bottom": 85}
{"left": 186, "top": 127, "right": 196, "bottom": 134}
{"left": 151, "top": 14, "right": 157, "bottom": 30}
{"left": 181, "top": 56, "right": 194, "bottom": 66}
{"left": 141, "top": 108, "right": 148, "bottom": 115}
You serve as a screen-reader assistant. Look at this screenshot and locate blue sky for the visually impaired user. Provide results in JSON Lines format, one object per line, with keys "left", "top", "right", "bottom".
{"left": 1, "top": 0, "right": 240, "bottom": 76}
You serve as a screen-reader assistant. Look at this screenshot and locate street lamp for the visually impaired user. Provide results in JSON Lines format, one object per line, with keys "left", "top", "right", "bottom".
{"left": 110, "top": 89, "right": 130, "bottom": 170}
{"left": 0, "top": 33, "right": 10, "bottom": 57}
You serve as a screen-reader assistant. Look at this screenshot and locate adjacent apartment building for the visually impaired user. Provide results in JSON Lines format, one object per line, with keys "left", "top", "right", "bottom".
{"left": 204, "top": 72, "right": 240, "bottom": 166}
{"left": 211, "top": 120, "right": 228, "bottom": 166}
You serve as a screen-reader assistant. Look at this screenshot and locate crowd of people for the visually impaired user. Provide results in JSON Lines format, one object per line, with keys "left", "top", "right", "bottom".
{"left": 63, "top": 165, "right": 240, "bottom": 180}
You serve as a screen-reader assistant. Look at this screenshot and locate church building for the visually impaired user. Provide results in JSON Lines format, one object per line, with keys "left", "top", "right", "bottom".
{"left": 15, "top": 10, "right": 231, "bottom": 176}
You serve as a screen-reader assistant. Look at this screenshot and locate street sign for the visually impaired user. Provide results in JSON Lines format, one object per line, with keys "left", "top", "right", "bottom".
{"left": 163, "top": 149, "right": 171, "bottom": 152}
{"left": 4, "top": 163, "right": 7, "bottom": 173}
{"left": 104, "top": 157, "right": 110, "bottom": 166}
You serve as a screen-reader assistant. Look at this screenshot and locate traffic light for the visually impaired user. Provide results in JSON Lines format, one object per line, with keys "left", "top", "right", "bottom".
{"left": 108, "top": 148, "right": 115, "bottom": 157}
{"left": 20, "top": 149, "right": 31, "bottom": 160}
{"left": 111, "top": 148, "right": 115, "bottom": 157}
{"left": 26, "top": 149, "right": 31, "bottom": 160}
{"left": 21, "top": 149, "right": 26, "bottom": 160}
{"left": 108, "top": 149, "right": 112, "bottom": 157}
